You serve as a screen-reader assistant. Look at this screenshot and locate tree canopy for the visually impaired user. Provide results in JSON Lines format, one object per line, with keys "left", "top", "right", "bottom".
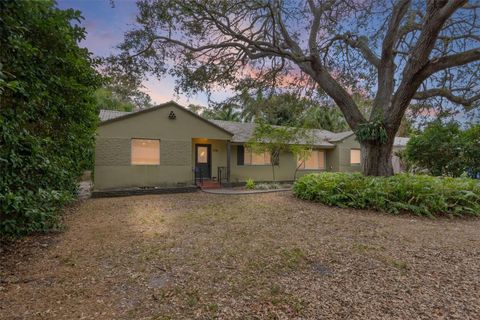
{"left": 0, "top": 0, "right": 102, "bottom": 235}
{"left": 405, "top": 121, "right": 480, "bottom": 177}
{"left": 111, "top": 0, "right": 480, "bottom": 176}
{"left": 246, "top": 121, "right": 314, "bottom": 181}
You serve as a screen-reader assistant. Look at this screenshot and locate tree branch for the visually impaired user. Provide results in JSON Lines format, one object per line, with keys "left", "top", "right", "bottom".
{"left": 414, "top": 88, "right": 480, "bottom": 109}
{"left": 373, "top": 0, "right": 411, "bottom": 117}
{"left": 421, "top": 48, "right": 480, "bottom": 78}
{"left": 331, "top": 34, "right": 380, "bottom": 67}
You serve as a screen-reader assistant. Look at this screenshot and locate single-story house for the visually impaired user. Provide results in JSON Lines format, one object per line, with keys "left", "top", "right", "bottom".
{"left": 95, "top": 101, "right": 408, "bottom": 190}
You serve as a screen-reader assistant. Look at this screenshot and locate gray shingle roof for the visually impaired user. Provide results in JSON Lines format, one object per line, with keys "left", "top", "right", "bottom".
{"left": 210, "top": 120, "right": 335, "bottom": 147}
{"left": 97, "top": 109, "right": 409, "bottom": 147}
{"left": 99, "top": 109, "right": 130, "bottom": 122}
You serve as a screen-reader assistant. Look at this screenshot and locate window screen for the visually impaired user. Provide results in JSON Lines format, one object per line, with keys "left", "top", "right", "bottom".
{"left": 350, "top": 149, "right": 361, "bottom": 165}
{"left": 244, "top": 148, "right": 271, "bottom": 165}
{"left": 131, "top": 139, "right": 160, "bottom": 165}
{"left": 297, "top": 150, "right": 325, "bottom": 169}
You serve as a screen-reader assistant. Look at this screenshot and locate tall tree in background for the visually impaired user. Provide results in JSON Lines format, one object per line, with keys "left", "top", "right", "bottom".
{"left": 202, "top": 103, "right": 243, "bottom": 121}
{"left": 113, "top": 0, "right": 480, "bottom": 176}
{"left": 220, "top": 90, "right": 350, "bottom": 131}
{"left": 303, "top": 105, "right": 349, "bottom": 132}
{"left": 94, "top": 87, "right": 135, "bottom": 112}
{"left": 98, "top": 64, "right": 153, "bottom": 110}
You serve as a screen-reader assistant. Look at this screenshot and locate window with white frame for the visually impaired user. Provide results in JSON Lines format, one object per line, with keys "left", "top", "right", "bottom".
{"left": 131, "top": 139, "right": 160, "bottom": 165}
{"left": 244, "top": 147, "right": 271, "bottom": 165}
{"left": 297, "top": 150, "right": 325, "bottom": 170}
{"left": 350, "top": 149, "right": 361, "bottom": 165}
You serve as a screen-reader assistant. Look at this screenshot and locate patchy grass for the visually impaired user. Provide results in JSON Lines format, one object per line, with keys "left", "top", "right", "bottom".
{"left": 1, "top": 192, "right": 480, "bottom": 319}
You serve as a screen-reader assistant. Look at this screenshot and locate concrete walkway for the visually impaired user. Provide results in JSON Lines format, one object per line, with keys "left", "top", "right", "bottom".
{"left": 202, "top": 188, "right": 292, "bottom": 195}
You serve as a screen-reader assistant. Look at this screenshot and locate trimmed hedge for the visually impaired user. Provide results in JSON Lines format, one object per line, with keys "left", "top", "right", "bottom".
{"left": 293, "top": 173, "right": 480, "bottom": 217}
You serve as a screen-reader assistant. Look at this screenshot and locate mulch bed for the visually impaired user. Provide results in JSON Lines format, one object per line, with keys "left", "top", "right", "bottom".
{"left": 1, "top": 192, "right": 479, "bottom": 319}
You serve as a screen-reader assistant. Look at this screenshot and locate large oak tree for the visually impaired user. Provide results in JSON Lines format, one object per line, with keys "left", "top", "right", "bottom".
{"left": 113, "top": 0, "right": 480, "bottom": 176}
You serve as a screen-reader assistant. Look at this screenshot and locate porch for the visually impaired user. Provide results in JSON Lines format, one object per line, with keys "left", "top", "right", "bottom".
{"left": 192, "top": 138, "right": 232, "bottom": 188}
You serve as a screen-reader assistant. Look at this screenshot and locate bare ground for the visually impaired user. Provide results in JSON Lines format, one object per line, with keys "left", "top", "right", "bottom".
{"left": 1, "top": 192, "right": 479, "bottom": 319}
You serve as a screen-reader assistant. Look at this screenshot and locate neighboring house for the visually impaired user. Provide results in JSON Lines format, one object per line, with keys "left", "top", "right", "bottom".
{"left": 95, "top": 101, "right": 408, "bottom": 190}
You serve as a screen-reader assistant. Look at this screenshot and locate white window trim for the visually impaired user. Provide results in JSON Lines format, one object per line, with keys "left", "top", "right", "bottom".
{"left": 131, "top": 138, "right": 161, "bottom": 166}
{"left": 297, "top": 150, "right": 326, "bottom": 170}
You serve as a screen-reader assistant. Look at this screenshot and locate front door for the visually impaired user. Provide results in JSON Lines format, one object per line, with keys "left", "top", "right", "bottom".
{"left": 195, "top": 144, "right": 211, "bottom": 179}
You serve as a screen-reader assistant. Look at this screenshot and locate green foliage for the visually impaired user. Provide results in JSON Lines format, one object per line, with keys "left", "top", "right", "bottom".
{"left": 254, "top": 183, "right": 281, "bottom": 190}
{"left": 245, "top": 178, "right": 255, "bottom": 190}
{"left": 218, "top": 90, "right": 349, "bottom": 132}
{"left": 405, "top": 122, "right": 480, "bottom": 177}
{"left": 94, "top": 88, "right": 135, "bottom": 112}
{"left": 247, "top": 121, "right": 314, "bottom": 181}
{"left": 0, "top": 1, "right": 102, "bottom": 235}
{"left": 202, "top": 103, "right": 242, "bottom": 121}
{"left": 302, "top": 105, "right": 349, "bottom": 133}
{"left": 293, "top": 173, "right": 480, "bottom": 217}
{"left": 354, "top": 120, "right": 388, "bottom": 144}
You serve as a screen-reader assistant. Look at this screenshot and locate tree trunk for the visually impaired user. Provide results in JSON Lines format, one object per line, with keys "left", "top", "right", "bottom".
{"left": 361, "top": 139, "right": 395, "bottom": 177}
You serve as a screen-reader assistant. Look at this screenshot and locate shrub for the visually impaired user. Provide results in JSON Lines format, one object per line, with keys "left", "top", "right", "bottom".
{"left": 405, "top": 121, "right": 480, "bottom": 177}
{"left": 0, "top": 2, "right": 101, "bottom": 236}
{"left": 293, "top": 172, "right": 480, "bottom": 217}
{"left": 254, "top": 183, "right": 281, "bottom": 190}
{"left": 245, "top": 178, "right": 255, "bottom": 190}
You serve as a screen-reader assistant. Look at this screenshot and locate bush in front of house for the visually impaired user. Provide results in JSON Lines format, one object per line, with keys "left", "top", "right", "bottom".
{"left": 254, "top": 183, "right": 281, "bottom": 190}
{"left": 245, "top": 178, "right": 255, "bottom": 190}
{"left": 293, "top": 172, "right": 480, "bottom": 217}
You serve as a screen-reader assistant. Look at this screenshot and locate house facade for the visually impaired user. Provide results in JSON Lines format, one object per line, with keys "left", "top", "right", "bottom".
{"left": 95, "top": 101, "right": 408, "bottom": 190}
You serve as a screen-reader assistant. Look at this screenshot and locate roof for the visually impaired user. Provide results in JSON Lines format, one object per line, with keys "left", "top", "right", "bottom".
{"left": 99, "top": 109, "right": 130, "bottom": 122}
{"left": 327, "top": 131, "right": 355, "bottom": 142}
{"left": 210, "top": 120, "right": 335, "bottom": 147}
{"left": 98, "top": 105, "right": 409, "bottom": 147}
{"left": 98, "top": 101, "right": 233, "bottom": 136}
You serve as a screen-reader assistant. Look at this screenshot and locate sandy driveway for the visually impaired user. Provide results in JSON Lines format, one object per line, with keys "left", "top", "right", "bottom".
{"left": 1, "top": 192, "right": 479, "bottom": 319}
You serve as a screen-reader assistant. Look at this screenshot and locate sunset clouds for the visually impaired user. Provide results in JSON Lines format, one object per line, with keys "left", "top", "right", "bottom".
{"left": 57, "top": 0, "right": 228, "bottom": 106}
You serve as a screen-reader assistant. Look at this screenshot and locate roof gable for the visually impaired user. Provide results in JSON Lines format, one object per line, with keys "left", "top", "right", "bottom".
{"left": 99, "top": 101, "right": 233, "bottom": 136}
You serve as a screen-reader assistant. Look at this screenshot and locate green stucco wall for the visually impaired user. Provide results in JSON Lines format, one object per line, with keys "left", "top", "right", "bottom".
{"left": 229, "top": 145, "right": 334, "bottom": 182}
{"left": 335, "top": 135, "right": 363, "bottom": 173}
{"left": 94, "top": 103, "right": 232, "bottom": 190}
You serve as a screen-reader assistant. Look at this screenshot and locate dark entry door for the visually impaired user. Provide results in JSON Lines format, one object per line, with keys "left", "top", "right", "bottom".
{"left": 195, "top": 144, "right": 211, "bottom": 179}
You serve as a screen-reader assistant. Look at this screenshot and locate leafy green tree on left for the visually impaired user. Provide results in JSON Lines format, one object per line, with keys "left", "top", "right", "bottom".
{"left": 0, "top": 0, "right": 102, "bottom": 235}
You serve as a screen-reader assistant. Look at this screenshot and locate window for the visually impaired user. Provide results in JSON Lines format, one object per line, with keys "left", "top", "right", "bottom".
{"left": 197, "top": 146, "right": 208, "bottom": 163}
{"left": 297, "top": 150, "right": 325, "bottom": 170}
{"left": 244, "top": 147, "right": 271, "bottom": 165}
{"left": 350, "top": 149, "right": 361, "bottom": 165}
{"left": 131, "top": 139, "right": 160, "bottom": 165}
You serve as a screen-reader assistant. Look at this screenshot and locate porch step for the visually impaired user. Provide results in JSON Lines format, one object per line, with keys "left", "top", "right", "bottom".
{"left": 199, "top": 180, "right": 221, "bottom": 189}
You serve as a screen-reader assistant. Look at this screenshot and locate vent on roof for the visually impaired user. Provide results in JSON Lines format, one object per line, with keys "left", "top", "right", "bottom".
{"left": 168, "top": 111, "right": 176, "bottom": 120}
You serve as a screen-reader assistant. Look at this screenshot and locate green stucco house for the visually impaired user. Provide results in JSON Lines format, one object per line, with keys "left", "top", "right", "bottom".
{"left": 95, "top": 101, "right": 408, "bottom": 191}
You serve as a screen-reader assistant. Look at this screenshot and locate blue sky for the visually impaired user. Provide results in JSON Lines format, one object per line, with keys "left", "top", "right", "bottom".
{"left": 56, "top": 0, "right": 230, "bottom": 107}
{"left": 56, "top": 1, "right": 477, "bottom": 123}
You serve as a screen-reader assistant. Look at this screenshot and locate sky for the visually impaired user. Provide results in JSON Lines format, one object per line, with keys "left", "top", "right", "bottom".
{"left": 55, "top": 0, "right": 477, "bottom": 124}
{"left": 56, "top": 0, "right": 231, "bottom": 107}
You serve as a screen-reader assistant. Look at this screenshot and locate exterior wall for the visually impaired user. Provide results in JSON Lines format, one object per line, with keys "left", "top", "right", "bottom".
{"left": 335, "top": 135, "right": 363, "bottom": 173}
{"left": 229, "top": 145, "right": 334, "bottom": 182}
{"left": 94, "top": 104, "right": 232, "bottom": 190}
{"left": 332, "top": 135, "right": 408, "bottom": 174}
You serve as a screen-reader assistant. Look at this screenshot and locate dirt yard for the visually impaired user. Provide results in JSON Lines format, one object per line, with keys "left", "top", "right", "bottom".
{"left": 1, "top": 192, "right": 479, "bottom": 319}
